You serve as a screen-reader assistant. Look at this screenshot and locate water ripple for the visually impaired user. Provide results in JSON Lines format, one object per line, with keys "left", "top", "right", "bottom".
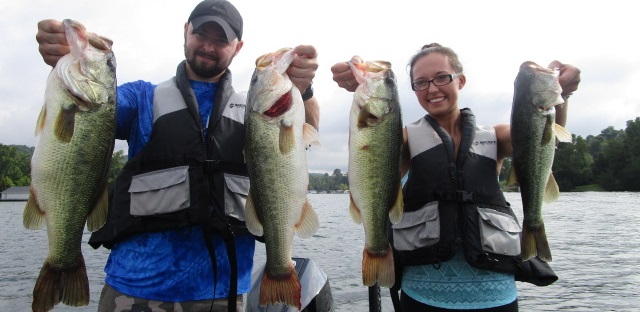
{"left": 2, "top": 192, "right": 639, "bottom": 311}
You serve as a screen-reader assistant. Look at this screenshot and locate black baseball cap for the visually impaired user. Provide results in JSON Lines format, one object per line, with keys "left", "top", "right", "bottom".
{"left": 188, "top": 0, "right": 243, "bottom": 41}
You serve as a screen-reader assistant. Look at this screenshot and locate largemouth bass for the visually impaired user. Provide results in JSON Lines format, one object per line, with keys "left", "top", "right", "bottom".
{"left": 508, "top": 61, "right": 571, "bottom": 262}
{"left": 244, "top": 48, "right": 320, "bottom": 309}
{"left": 347, "top": 57, "right": 403, "bottom": 288}
{"left": 23, "top": 19, "right": 116, "bottom": 312}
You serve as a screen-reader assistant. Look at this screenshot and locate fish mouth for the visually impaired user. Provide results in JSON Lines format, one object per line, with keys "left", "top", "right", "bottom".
{"left": 264, "top": 92, "right": 292, "bottom": 117}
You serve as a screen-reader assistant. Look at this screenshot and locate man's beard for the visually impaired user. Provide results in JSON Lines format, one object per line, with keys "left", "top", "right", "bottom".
{"left": 185, "top": 46, "right": 228, "bottom": 79}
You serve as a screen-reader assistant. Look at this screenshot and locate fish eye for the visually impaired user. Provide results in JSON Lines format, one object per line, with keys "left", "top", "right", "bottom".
{"left": 385, "top": 77, "right": 394, "bottom": 86}
{"left": 250, "top": 69, "right": 259, "bottom": 85}
{"left": 384, "top": 71, "right": 396, "bottom": 86}
{"left": 107, "top": 58, "right": 116, "bottom": 71}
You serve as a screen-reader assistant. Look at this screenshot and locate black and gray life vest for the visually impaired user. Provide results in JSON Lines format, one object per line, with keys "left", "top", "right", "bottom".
{"left": 89, "top": 62, "right": 250, "bottom": 249}
{"left": 393, "top": 108, "right": 523, "bottom": 274}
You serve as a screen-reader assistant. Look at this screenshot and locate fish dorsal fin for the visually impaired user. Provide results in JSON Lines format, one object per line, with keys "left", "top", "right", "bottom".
{"left": 554, "top": 123, "right": 573, "bottom": 143}
{"left": 303, "top": 123, "right": 320, "bottom": 148}
{"left": 544, "top": 173, "right": 560, "bottom": 203}
{"left": 295, "top": 199, "right": 319, "bottom": 238}
{"left": 349, "top": 194, "right": 363, "bottom": 224}
{"left": 388, "top": 183, "right": 404, "bottom": 224}
{"left": 244, "top": 190, "right": 264, "bottom": 236}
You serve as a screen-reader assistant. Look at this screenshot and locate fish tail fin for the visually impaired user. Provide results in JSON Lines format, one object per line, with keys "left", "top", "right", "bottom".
{"left": 32, "top": 257, "right": 89, "bottom": 312}
{"left": 543, "top": 173, "right": 560, "bottom": 203}
{"left": 245, "top": 190, "right": 264, "bottom": 236}
{"left": 388, "top": 183, "right": 404, "bottom": 224}
{"left": 522, "top": 223, "right": 552, "bottom": 262}
{"left": 303, "top": 122, "right": 321, "bottom": 148}
{"left": 24, "top": 188, "right": 46, "bottom": 230}
{"left": 349, "top": 194, "right": 362, "bottom": 224}
{"left": 60, "top": 256, "right": 90, "bottom": 307}
{"left": 279, "top": 123, "right": 295, "bottom": 154}
{"left": 362, "top": 245, "right": 395, "bottom": 287}
{"left": 86, "top": 187, "right": 109, "bottom": 231}
{"left": 295, "top": 199, "right": 319, "bottom": 238}
{"left": 259, "top": 266, "right": 301, "bottom": 310}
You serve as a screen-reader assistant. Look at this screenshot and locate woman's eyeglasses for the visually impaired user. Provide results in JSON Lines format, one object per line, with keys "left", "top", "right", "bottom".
{"left": 411, "top": 73, "right": 461, "bottom": 91}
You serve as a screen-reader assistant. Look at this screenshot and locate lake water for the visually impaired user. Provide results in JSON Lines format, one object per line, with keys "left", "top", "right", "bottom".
{"left": 1, "top": 192, "right": 639, "bottom": 311}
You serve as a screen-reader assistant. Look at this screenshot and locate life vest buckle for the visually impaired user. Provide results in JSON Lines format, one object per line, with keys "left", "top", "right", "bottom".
{"left": 455, "top": 191, "right": 474, "bottom": 202}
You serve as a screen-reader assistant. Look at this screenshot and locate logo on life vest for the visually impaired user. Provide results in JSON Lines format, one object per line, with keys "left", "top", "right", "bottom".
{"left": 474, "top": 140, "right": 497, "bottom": 146}
{"left": 229, "top": 103, "right": 246, "bottom": 109}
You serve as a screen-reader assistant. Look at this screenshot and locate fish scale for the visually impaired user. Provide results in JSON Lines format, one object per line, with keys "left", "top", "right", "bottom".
{"left": 244, "top": 48, "right": 320, "bottom": 310}
{"left": 509, "top": 61, "right": 571, "bottom": 262}
{"left": 24, "top": 19, "right": 115, "bottom": 312}
{"left": 347, "top": 58, "right": 403, "bottom": 288}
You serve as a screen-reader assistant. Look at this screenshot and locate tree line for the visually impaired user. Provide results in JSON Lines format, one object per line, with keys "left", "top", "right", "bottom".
{"left": 312, "top": 117, "right": 640, "bottom": 192}
{"left": 2, "top": 117, "right": 639, "bottom": 193}
{"left": 0, "top": 145, "right": 126, "bottom": 191}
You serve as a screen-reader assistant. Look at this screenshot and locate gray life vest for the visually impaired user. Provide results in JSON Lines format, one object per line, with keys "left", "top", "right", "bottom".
{"left": 89, "top": 62, "right": 250, "bottom": 249}
{"left": 392, "top": 108, "right": 523, "bottom": 274}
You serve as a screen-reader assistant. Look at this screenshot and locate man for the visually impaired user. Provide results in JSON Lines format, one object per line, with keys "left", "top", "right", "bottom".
{"left": 35, "top": 1, "right": 319, "bottom": 311}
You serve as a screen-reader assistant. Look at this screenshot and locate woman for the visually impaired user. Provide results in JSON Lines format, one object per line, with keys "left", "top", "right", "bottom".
{"left": 331, "top": 43, "right": 580, "bottom": 311}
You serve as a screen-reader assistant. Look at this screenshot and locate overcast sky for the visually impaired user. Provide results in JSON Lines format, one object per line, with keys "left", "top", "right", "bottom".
{"left": 1, "top": 0, "right": 639, "bottom": 173}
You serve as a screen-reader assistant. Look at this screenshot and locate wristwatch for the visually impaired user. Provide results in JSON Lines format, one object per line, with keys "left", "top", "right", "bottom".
{"left": 301, "top": 84, "right": 314, "bottom": 101}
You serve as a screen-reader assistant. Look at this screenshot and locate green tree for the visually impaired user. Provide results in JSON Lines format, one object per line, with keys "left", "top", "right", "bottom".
{"left": 309, "top": 173, "right": 330, "bottom": 192}
{"left": 553, "top": 135, "right": 594, "bottom": 190}
{"left": 331, "top": 169, "right": 349, "bottom": 191}
{"left": 318, "top": 173, "right": 331, "bottom": 192}
{"left": 108, "top": 150, "right": 127, "bottom": 185}
{"left": 499, "top": 158, "right": 512, "bottom": 183}
{"left": 0, "top": 144, "right": 31, "bottom": 191}
{"left": 309, "top": 170, "right": 349, "bottom": 192}
{"left": 621, "top": 118, "right": 640, "bottom": 190}
{"left": 596, "top": 133, "right": 626, "bottom": 191}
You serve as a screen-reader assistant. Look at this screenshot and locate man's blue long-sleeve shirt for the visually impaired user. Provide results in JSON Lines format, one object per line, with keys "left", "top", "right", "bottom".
{"left": 104, "top": 80, "right": 255, "bottom": 301}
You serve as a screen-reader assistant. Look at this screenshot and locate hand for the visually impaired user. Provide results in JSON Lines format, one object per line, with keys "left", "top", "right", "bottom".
{"left": 36, "top": 19, "right": 70, "bottom": 67}
{"left": 288, "top": 45, "right": 318, "bottom": 93}
{"left": 549, "top": 60, "right": 581, "bottom": 98}
{"left": 330, "top": 55, "right": 362, "bottom": 92}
